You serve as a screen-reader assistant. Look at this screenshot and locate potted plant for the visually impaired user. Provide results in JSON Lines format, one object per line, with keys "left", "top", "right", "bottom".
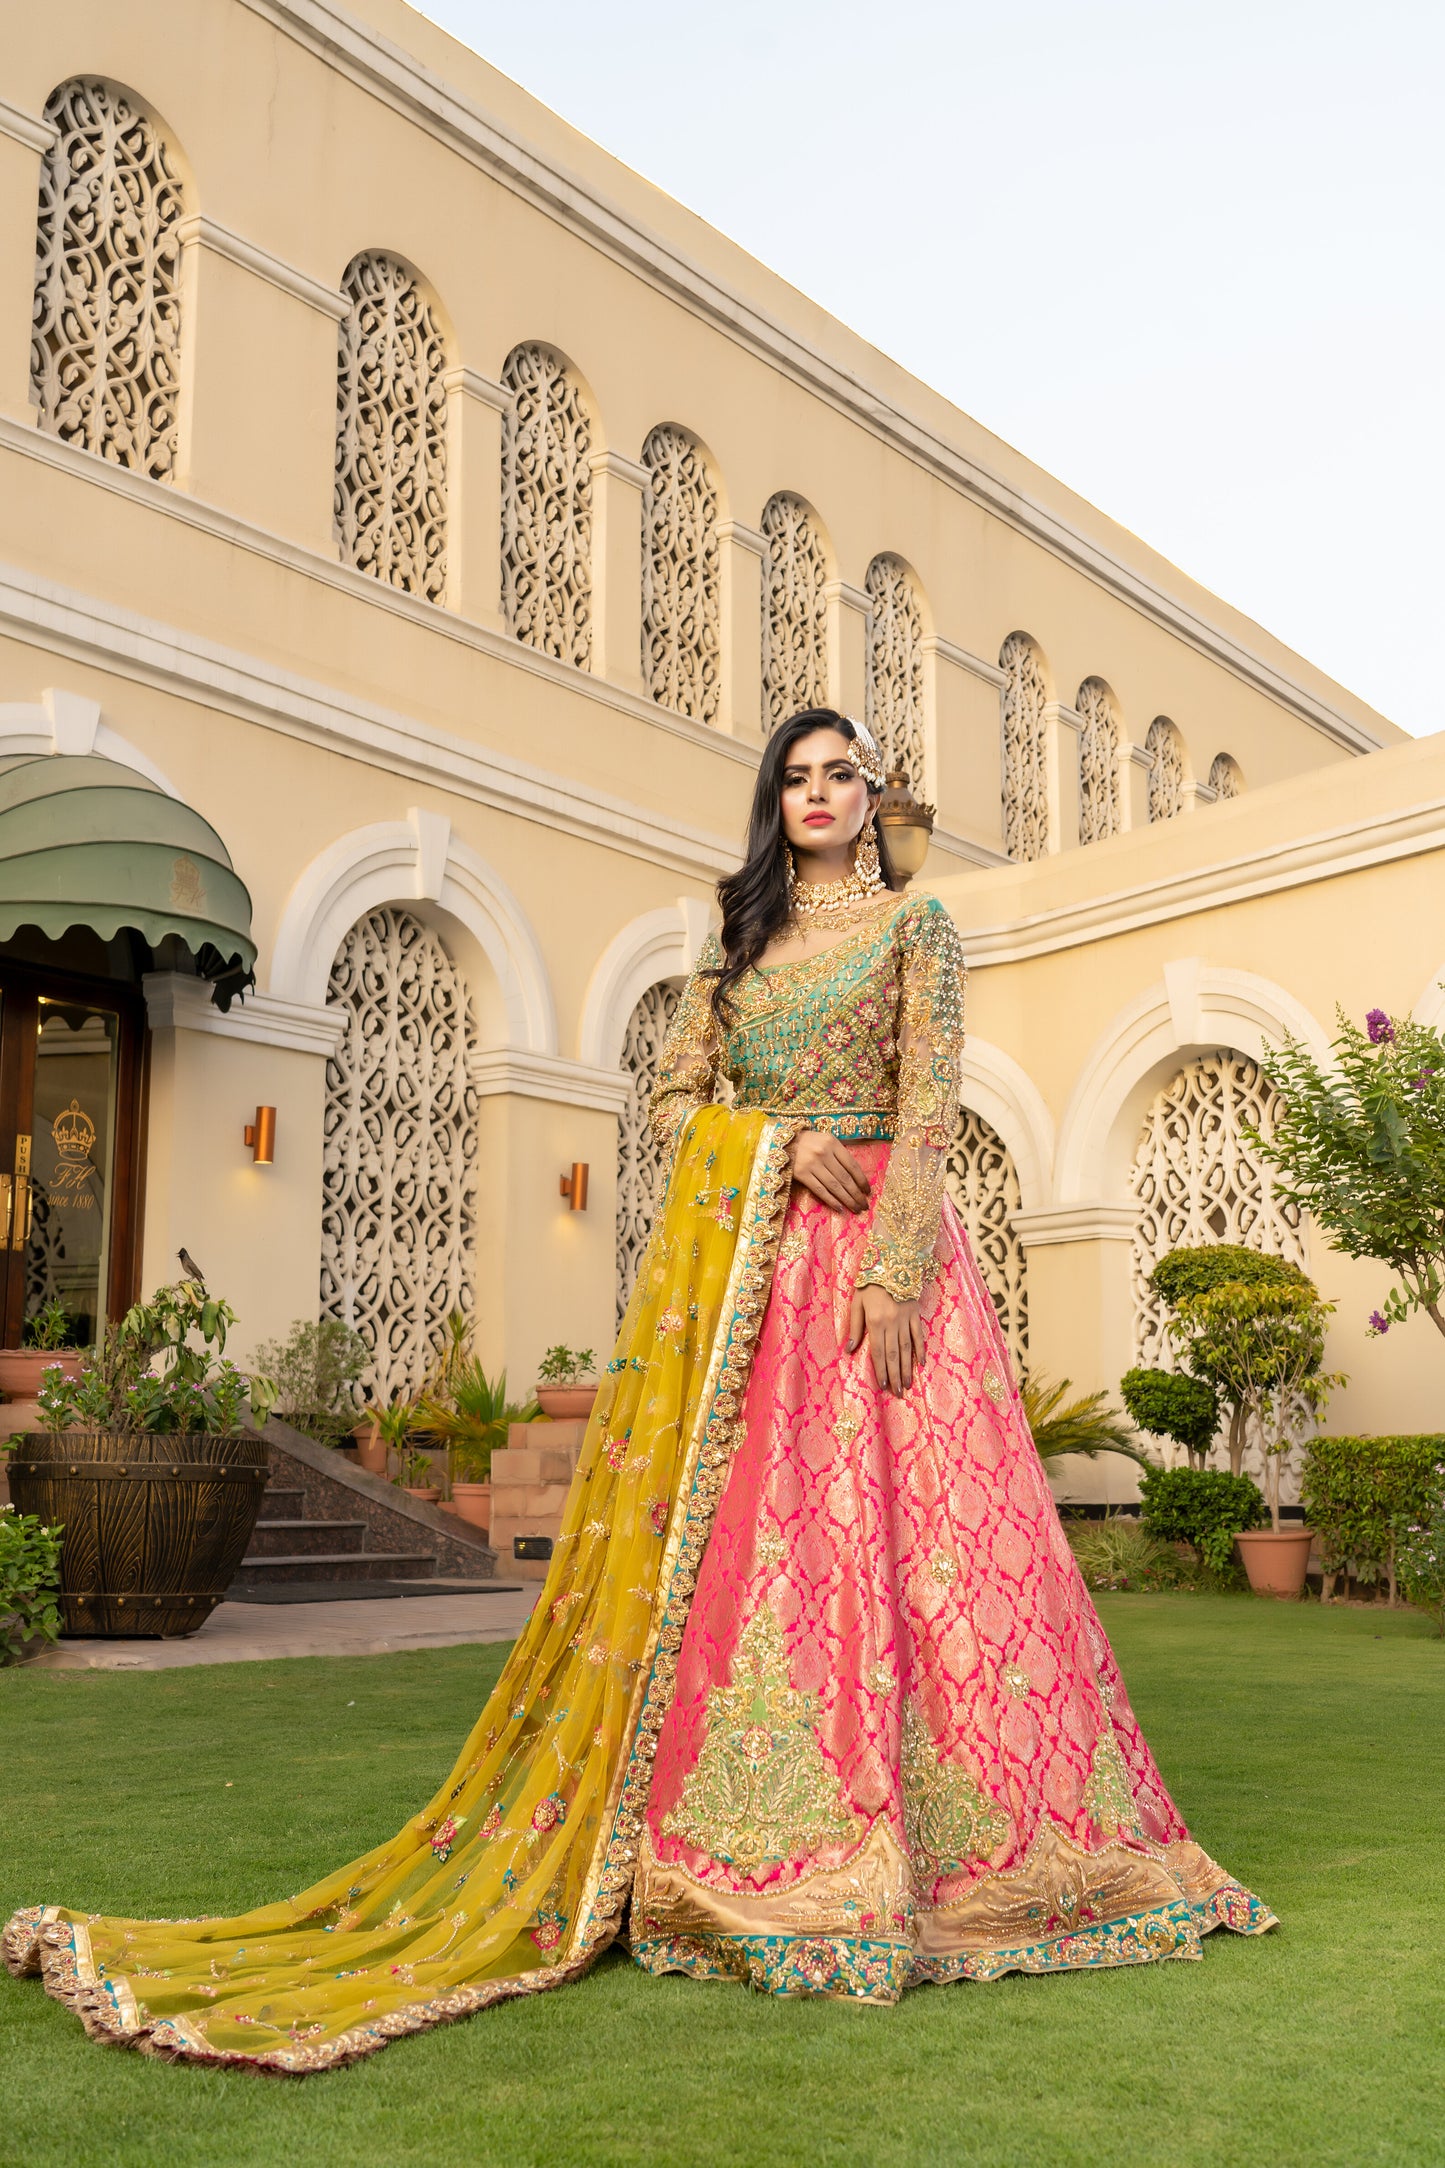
{"left": 535, "top": 1344, "right": 598, "bottom": 1420}
{"left": 251, "top": 1317, "right": 368, "bottom": 1452}
{"left": 0, "top": 1503, "right": 63, "bottom": 1664}
{"left": 415, "top": 1360, "right": 541, "bottom": 1533}
{"left": 359, "top": 1395, "right": 415, "bottom": 1481}
{"left": 393, "top": 1442, "right": 441, "bottom": 1504}
{"left": 6, "top": 1276, "right": 277, "bottom": 1638}
{"left": 1170, "top": 1277, "right": 1343, "bottom": 1597}
{"left": 0, "top": 1297, "right": 88, "bottom": 1403}
{"left": 1137, "top": 1465, "right": 1268, "bottom": 1577}
{"left": 1127, "top": 1245, "right": 1308, "bottom": 1478}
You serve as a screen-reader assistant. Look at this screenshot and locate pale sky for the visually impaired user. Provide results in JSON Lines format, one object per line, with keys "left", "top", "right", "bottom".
{"left": 418, "top": 0, "right": 1444, "bottom": 735}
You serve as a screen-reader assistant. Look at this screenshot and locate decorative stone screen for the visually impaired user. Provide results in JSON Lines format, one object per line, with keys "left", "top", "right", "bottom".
{"left": 640, "top": 425, "right": 720, "bottom": 723}
{"left": 760, "top": 493, "right": 828, "bottom": 731}
{"left": 501, "top": 344, "right": 593, "bottom": 669}
{"left": 1076, "top": 679, "right": 1121, "bottom": 844}
{"left": 1146, "top": 717, "right": 1185, "bottom": 823}
{"left": 864, "top": 555, "right": 925, "bottom": 786}
{"left": 1129, "top": 1050, "right": 1304, "bottom": 1367}
{"left": 615, "top": 982, "right": 682, "bottom": 1326}
{"left": 31, "top": 79, "right": 184, "bottom": 478}
{"left": 1000, "top": 633, "right": 1049, "bottom": 862}
{"left": 334, "top": 253, "right": 448, "bottom": 602}
{"left": 321, "top": 907, "right": 480, "bottom": 1398}
{"left": 1209, "top": 753, "right": 1243, "bottom": 799}
{"left": 945, "top": 1109, "right": 1028, "bottom": 1372}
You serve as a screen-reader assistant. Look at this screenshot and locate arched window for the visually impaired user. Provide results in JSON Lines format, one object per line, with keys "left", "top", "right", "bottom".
{"left": 640, "top": 425, "right": 720, "bottom": 723}
{"left": 334, "top": 253, "right": 448, "bottom": 603}
{"left": 1076, "top": 678, "right": 1121, "bottom": 844}
{"left": 864, "top": 555, "right": 925, "bottom": 785}
{"left": 1129, "top": 1051, "right": 1304, "bottom": 1367}
{"left": 31, "top": 79, "right": 184, "bottom": 478}
{"left": 321, "top": 907, "right": 479, "bottom": 1398}
{"left": 1209, "top": 753, "right": 1243, "bottom": 799}
{"left": 760, "top": 493, "right": 828, "bottom": 730}
{"left": 615, "top": 981, "right": 682, "bottom": 1326}
{"left": 1145, "top": 717, "right": 1185, "bottom": 823}
{"left": 1000, "top": 633, "right": 1049, "bottom": 862}
{"left": 501, "top": 344, "right": 593, "bottom": 669}
{"left": 946, "top": 1109, "right": 1028, "bottom": 1372}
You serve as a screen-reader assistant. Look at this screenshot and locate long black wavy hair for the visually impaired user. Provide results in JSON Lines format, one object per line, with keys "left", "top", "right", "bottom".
{"left": 706, "top": 708, "right": 902, "bottom": 1024}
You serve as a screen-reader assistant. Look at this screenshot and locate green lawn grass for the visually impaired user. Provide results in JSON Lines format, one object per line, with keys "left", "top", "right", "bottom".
{"left": 2, "top": 1596, "right": 1443, "bottom": 2168}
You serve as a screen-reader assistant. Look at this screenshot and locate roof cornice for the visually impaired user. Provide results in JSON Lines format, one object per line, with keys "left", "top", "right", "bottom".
{"left": 241, "top": 0, "right": 1387, "bottom": 758}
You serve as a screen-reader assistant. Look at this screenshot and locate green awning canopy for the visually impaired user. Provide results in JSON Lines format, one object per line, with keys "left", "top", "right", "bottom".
{"left": 0, "top": 753, "right": 256, "bottom": 1006}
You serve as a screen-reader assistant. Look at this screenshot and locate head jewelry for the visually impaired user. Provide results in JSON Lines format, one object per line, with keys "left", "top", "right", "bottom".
{"left": 841, "top": 717, "right": 887, "bottom": 791}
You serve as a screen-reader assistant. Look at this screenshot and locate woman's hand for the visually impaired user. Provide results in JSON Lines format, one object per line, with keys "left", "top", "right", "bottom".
{"left": 790, "top": 1128, "right": 871, "bottom": 1214}
{"left": 847, "top": 1284, "right": 924, "bottom": 1396}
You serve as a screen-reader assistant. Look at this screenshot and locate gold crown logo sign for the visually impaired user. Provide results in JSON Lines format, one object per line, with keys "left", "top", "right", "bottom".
{"left": 52, "top": 1098, "right": 96, "bottom": 1164}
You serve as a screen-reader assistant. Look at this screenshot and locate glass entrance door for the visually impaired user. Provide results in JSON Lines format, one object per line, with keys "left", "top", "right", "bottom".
{"left": 0, "top": 970, "right": 144, "bottom": 1349}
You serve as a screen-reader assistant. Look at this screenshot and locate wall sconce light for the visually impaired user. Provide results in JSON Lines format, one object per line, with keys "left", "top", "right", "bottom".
{"left": 244, "top": 1106, "right": 276, "bottom": 1164}
{"left": 559, "top": 1161, "right": 589, "bottom": 1211}
{"left": 877, "top": 769, "right": 937, "bottom": 883}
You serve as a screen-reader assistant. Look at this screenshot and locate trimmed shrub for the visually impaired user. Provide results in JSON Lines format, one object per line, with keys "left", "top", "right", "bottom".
{"left": 1138, "top": 1465, "right": 1267, "bottom": 1575}
{"left": 1299, "top": 1435, "right": 1445, "bottom": 1601}
{"left": 1149, "top": 1244, "right": 1307, "bottom": 1310}
{"left": 1120, "top": 1367, "right": 1219, "bottom": 1466}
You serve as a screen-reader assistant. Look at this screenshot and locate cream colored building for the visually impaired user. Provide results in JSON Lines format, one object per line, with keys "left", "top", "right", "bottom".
{"left": 0, "top": 0, "right": 1436, "bottom": 1486}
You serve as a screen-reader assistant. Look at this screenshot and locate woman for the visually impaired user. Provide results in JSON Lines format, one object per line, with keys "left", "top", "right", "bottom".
{"left": 4, "top": 711, "right": 1273, "bottom": 2071}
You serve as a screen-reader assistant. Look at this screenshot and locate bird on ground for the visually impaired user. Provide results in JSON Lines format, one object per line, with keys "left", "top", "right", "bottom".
{"left": 177, "top": 1248, "right": 207, "bottom": 1291}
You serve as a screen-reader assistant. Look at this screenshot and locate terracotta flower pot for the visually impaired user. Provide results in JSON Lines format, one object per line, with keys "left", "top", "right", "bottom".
{"left": 536, "top": 1386, "right": 596, "bottom": 1420}
{"left": 403, "top": 1484, "right": 441, "bottom": 1505}
{"left": 354, "top": 1421, "right": 389, "bottom": 1477}
{"left": 0, "top": 1349, "right": 86, "bottom": 1401}
{"left": 1236, "top": 1527, "right": 1315, "bottom": 1599}
{"left": 451, "top": 1480, "right": 491, "bottom": 1534}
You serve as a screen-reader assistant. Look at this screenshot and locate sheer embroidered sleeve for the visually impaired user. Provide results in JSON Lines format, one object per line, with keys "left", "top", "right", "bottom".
{"left": 648, "top": 933, "right": 725, "bottom": 1157}
{"left": 855, "top": 897, "right": 966, "bottom": 1302}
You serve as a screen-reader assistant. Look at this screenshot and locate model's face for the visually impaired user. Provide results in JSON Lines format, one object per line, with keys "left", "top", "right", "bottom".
{"left": 779, "top": 729, "right": 873, "bottom": 858}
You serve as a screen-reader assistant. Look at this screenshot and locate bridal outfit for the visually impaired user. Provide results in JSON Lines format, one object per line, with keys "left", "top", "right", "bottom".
{"left": 5, "top": 891, "right": 1273, "bottom": 2071}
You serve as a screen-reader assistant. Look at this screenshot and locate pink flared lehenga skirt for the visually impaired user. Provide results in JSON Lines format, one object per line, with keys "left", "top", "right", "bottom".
{"left": 632, "top": 1142, "right": 1275, "bottom": 1999}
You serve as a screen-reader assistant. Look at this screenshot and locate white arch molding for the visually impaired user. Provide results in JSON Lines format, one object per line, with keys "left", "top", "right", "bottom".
{"left": 0, "top": 689, "right": 179, "bottom": 794}
{"left": 267, "top": 811, "right": 555, "bottom": 1053}
{"left": 579, "top": 899, "right": 713, "bottom": 1071}
{"left": 1054, "top": 960, "right": 1332, "bottom": 1206}
{"left": 956, "top": 1037, "right": 1055, "bottom": 1213}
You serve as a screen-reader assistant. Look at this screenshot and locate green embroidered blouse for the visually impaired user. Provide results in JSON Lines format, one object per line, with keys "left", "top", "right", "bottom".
{"left": 648, "top": 892, "right": 967, "bottom": 1302}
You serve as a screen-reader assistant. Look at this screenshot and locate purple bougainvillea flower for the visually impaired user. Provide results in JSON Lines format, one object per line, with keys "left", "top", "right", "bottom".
{"left": 1367, "top": 1310, "right": 1390, "bottom": 1335}
{"left": 1411, "top": 1069, "right": 1437, "bottom": 1091}
{"left": 1365, "top": 1009, "right": 1395, "bottom": 1045}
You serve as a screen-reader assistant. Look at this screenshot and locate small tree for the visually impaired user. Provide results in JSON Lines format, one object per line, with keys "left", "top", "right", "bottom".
{"left": 1253, "top": 1006, "right": 1445, "bottom": 1341}
{"left": 1119, "top": 1368, "right": 1219, "bottom": 1470}
{"left": 1133, "top": 1246, "right": 1307, "bottom": 1475}
{"left": 1171, "top": 1281, "right": 1344, "bottom": 1530}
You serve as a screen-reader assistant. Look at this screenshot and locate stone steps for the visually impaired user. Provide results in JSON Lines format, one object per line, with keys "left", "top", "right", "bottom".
{"left": 256, "top": 1486, "right": 305, "bottom": 1522}
{"left": 245, "top": 1516, "right": 368, "bottom": 1558}
{"left": 238, "top": 1549, "right": 437, "bottom": 1583}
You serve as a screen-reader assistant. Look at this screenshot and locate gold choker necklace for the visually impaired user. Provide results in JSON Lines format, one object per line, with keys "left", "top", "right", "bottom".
{"left": 787, "top": 866, "right": 889, "bottom": 924}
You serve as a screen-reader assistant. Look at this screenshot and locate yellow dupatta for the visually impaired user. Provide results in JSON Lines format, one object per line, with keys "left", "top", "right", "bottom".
{"left": 4, "top": 1108, "right": 797, "bottom": 2072}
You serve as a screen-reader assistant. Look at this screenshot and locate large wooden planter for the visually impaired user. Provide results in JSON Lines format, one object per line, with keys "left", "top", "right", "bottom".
{"left": 6, "top": 1430, "right": 269, "bottom": 1638}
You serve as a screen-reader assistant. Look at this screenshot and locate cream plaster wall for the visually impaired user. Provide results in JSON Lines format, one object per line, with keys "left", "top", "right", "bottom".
{"left": 0, "top": 2, "right": 1423, "bottom": 1422}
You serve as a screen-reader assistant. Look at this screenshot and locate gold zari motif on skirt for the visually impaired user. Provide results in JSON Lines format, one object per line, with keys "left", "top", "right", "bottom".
{"left": 1084, "top": 1723, "right": 1140, "bottom": 1838}
{"left": 660, "top": 1601, "right": 859, "bottom": 1868}
{"left": 899, "top": 1700, "right": 1011, "bottom": 1874}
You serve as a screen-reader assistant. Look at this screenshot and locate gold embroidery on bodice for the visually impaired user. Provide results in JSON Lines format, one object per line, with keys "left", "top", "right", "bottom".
{"left": 660, "top": 1602, "right": 859, "bottom": 1869}
{"left": 649, "top": 893, "right": 967, "bottom": 1301}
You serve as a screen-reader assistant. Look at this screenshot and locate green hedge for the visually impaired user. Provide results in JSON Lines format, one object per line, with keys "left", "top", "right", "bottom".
{"left": 1299, "top": 1435, "right": 1445, "bottom": 1594}
{"left": 1138, "top": 1465, "right": 1267, "bottom": 1575}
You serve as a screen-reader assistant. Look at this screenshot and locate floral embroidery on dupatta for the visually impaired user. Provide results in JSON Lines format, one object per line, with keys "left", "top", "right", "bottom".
{"left": 899, "top": 1700, "right": 1011, "bottom": 1875}
{"left": 661, "top": 1602, "right": 859, "bottom": 1869}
